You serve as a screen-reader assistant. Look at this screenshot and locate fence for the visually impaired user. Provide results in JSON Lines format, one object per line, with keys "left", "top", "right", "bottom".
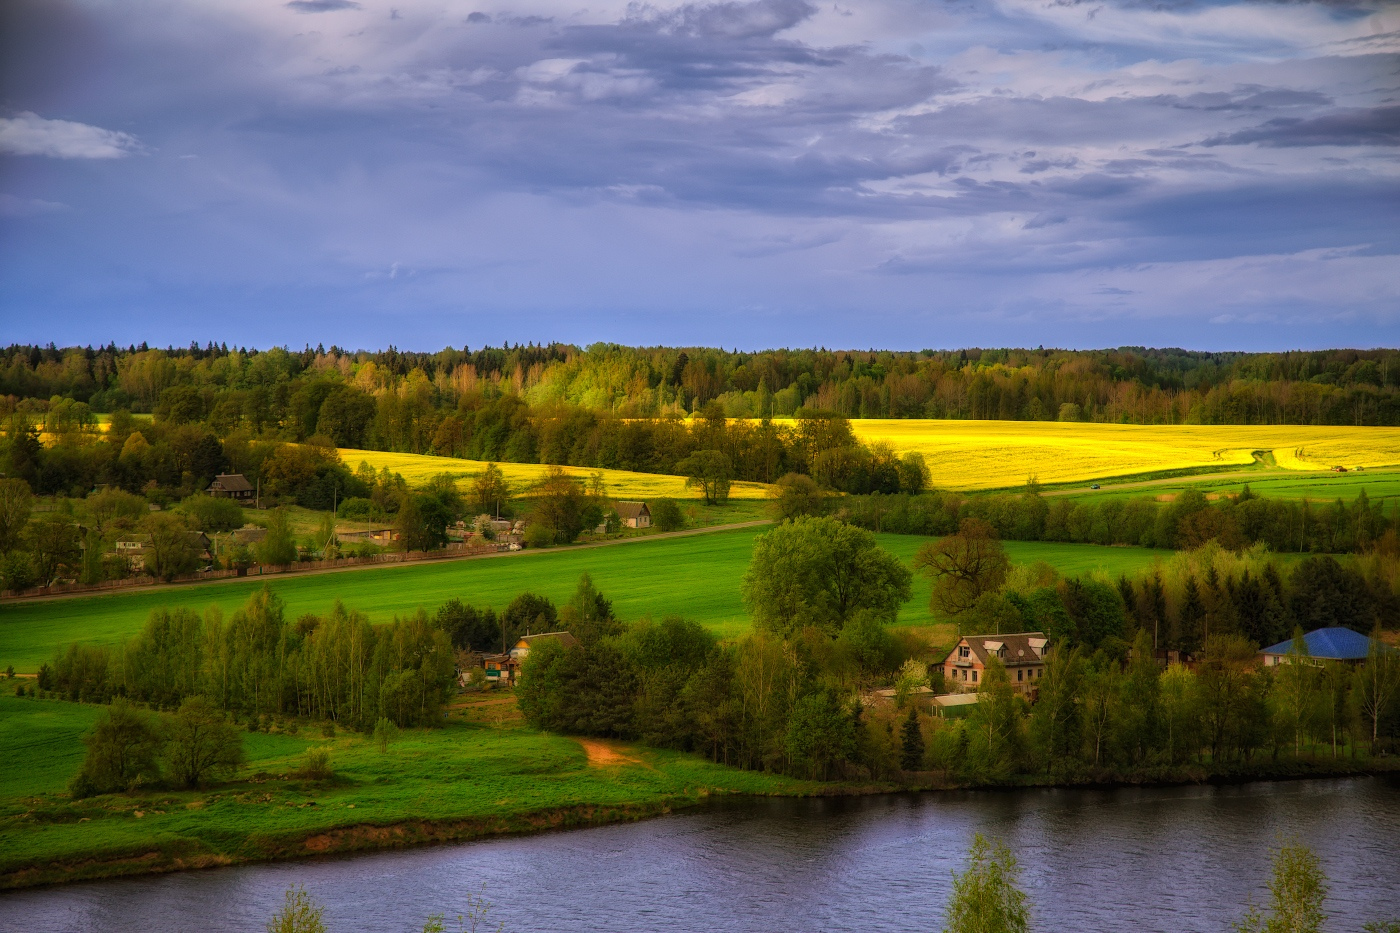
{"left": 0, "top": 541, "right": 503, "bottom": 600}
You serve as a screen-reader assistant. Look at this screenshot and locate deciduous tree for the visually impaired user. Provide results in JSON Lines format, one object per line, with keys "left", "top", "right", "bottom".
{"left": 942, "top": 834, "right": 1030, "bottom": 933}
{"left": 914, "top": 518, "right": 1010, "bottom": 617}
{"left": 164, "top": 695, "right": 245, "bottom": 788}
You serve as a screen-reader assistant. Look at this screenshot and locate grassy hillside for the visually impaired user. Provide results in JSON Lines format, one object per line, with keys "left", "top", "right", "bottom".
{"left": 0, "top": 529, "right": 1171, "bottom": 672}
{"left": 841, "top": 420, "right": 1400, "bottom": 490}
{"left": 0, "top": 692, "right": 815, "bottom": 889}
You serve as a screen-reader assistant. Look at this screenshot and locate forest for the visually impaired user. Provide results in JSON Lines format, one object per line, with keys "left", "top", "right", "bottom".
{"left": 3, "top": 343, "right": 1399, "bottom": 437}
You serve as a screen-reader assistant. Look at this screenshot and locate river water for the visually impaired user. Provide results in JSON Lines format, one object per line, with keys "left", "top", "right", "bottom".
{"left": 4, "top": 777, "right": 1398, "bottom": 933}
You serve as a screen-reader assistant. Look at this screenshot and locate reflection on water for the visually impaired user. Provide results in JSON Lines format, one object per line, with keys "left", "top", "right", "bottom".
{"left": 3, "top": 778, "right": 1398, "bottom": 933}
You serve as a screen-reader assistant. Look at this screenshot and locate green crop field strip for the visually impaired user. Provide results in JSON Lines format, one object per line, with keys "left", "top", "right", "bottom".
{"left": 0, "top": 527, "right": 1171, "bottom": 672}
{"left": 1045, "top": 467, "right": 1400, "bottom": 506}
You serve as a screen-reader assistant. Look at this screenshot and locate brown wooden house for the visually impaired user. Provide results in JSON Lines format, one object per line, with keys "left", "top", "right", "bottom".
{"left": 208, "top": 473, "right": 255, "bottom": 502}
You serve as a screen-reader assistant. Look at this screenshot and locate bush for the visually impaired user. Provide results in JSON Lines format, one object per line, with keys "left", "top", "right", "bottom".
{"left": 178, "top": 494, "right": 245, "bottom": 533}
{"left": 336, "top": 497, "right": 377, "bottom": 521}
{"left": 372, "top": 716, "right": 400, "bottom": 753}
{"left": 164, "top": 696, "right": 245, "bottom": 788}
{"left": 651, "top": 498, "right": 685, "bottom": 532}
{"left": 297, "top": 747, "right": 334, "bottom": 781}
{"left": 524, "top": 523, "right": 554, "bottom": 549}
{"left": 68, "top": 699, "right": 163, "bottom": 798}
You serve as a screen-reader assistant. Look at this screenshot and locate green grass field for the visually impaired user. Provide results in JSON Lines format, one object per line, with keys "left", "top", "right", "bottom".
{"left": 0, "top": 528, "right": 1170, "bottom": 672}
{"left": 0, "top": 692, "right": 814, "bottom": 888}
{"left": 1046, "top": 467, "right": 1400, "bottom": 507}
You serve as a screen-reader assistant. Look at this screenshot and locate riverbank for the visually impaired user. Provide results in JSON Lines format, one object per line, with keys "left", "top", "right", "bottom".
{"left": 3, "top": 691, "right": 1396, "bottom": 891}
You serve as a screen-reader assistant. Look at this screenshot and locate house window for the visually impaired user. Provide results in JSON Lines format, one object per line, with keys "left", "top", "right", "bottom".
{"left": 1017, "top": 669, "right": 1023, "bottom": 682}
{"left": 972, "top": 670, "right": 978, "bottom": 683}
{"left": 959, "top": 646, "right": 970, "bottom": 659}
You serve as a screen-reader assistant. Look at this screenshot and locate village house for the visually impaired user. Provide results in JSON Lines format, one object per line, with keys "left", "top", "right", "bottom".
{"left": 939, "top": 631, "right": 1048, "bottom": 697}
{"left": 614, "top": 501, "right": 651, "bottom": 529}
{"left": 479, "top": 631, "right": 580, "bottom": 687}
{"left": 1260, "top": 627, "right": 1380, "bottom": 667}
{"left": 208, "top": 473, "right": 256, "bottom": 502}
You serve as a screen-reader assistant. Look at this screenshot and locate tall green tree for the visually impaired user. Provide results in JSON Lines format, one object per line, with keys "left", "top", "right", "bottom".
{"left": 255, "top": 508, "right": 298, "bottom": 566}
{"left": 900, "top": 706, "right": 925, "bottom": 771}
{"left": 913, "top": 518, "right": 1009, "bottom": 618}
{"left": 0, "top": 477, "right": 34, "bottom": 554}
{"left": 743, "top": 516, "right": 911, "bottom": 637}
{"left": 678, "top": 449, "right": 732, "bottom": 505}
{"left": 942, "top": 834, "right": 1031, "bottom": 933}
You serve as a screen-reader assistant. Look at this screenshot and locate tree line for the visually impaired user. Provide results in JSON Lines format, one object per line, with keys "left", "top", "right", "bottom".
{"left": 514, "top": 517, "right": 1400, "bottom": 784}
{"left": 5, "top": 342, "right": 1400, "bottom": 426}
{"left": 835, "top": 484, "right": 1396, "bottom": 555}
{"left": 39, "top": 586, "right": 457, "bottom": 731}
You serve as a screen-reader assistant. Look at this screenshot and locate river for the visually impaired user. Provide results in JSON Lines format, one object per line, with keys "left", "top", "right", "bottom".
{"left": 4, "top": 777, "right": 1398, "bottom": 932}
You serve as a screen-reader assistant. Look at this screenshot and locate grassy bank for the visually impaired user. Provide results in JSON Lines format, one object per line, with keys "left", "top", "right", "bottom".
{"left": 0, "top": 692, "right": 820, "bottom": 890}
{"left": 4, "top": 690, "right": 1392, "bottom": 891}
{"left": 0, "top": 529, "right": 1172, "bottom": 671}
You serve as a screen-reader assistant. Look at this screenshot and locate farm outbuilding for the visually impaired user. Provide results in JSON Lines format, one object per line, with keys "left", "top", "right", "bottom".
{"left": 1259, "top": 627, "right": 1379, "bottom": 666}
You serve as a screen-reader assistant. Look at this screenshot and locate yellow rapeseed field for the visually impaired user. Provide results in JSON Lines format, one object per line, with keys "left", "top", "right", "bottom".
{"left": 337, "top": 448, "right": 773, "bottom": 500}
{"left": 845, "top": 420, "right": 1400, "bottom": 491}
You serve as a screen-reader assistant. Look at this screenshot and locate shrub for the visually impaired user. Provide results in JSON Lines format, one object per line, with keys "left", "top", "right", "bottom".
{"left": 68, "top": 699, "right": 163, "bottom": 798}
{"left": 178, "top": 494, "right": 245, "bottom": 533}
{"left": 297, "top": 748, "right": 334, "bottom": 782}
{"left": 372, "top": 716, "right": 400, "bottom": 753}
{"left": 651, "top": 498, "right": 685, "bottom": 532}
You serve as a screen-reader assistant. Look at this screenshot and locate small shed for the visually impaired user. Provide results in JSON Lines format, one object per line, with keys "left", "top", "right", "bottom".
{"left": 1260, "top": 627, "right": 1377, "bottom": 667}
{"left": 614, "top": 501, "right": 651, "bottom": 529}
{"left": 932, "top": 693, "right": 982, "bottom": 719}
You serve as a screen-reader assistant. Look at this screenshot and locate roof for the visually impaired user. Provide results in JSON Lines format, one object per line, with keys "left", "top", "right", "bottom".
{"left": 210, "top": 473, "right": 253, "bottom": 493}
{"left": 941, "top": 632, "right": 1047, "bottom": 668}
{"left": 515, "top": 632, "right": 579, "bottom": 650}
{"left": 1261, "top": 627, "right": 1375, "bottom": 661}
{"left": 614, "top": 501, "right": 650, "bottom": 520}
{"left": 933, "top": 694, "right": 982, "bottom": 708}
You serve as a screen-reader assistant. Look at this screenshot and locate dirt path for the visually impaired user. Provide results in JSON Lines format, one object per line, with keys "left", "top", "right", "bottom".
{"left": 577, "top": 738, "right": 643, "bottom": 767}
{"left": 2, "top": 519, "right": 773, "bottom": 606}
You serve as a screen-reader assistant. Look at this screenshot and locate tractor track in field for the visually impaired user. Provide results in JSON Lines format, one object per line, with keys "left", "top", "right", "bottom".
{"left": 0, "top": 520, "right": 774, "bottom": 608}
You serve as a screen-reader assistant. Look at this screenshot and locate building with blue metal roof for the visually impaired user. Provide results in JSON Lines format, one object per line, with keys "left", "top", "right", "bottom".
{"left": 1260, "top": 627, "right": 1377, "bottom": 667}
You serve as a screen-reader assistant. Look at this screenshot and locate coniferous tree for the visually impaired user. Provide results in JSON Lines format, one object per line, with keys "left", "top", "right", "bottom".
{"left": 899, "top": 706, "right": 925, "bottom": 771}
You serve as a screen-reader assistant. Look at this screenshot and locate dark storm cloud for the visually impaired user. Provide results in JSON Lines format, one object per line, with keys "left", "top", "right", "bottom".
{"left": 1, "top": 0, "right": 1397, "bottom": 348}
{"left": 1205, "top": 105, "right": 1400, "bottom": 146}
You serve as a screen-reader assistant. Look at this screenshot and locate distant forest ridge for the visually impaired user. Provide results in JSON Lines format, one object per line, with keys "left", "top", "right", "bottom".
{"left": 3, "top": 342, "right": 1399, "bottom": 426}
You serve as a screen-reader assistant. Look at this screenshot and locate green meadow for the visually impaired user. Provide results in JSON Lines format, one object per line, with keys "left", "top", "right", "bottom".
{"left": 0, "top": 527, "right": 1171, "bottom": 671}
{"left": 1047, "top": 466, "right": 1400, "bottom": 507}
{"left": 0, "top": 692, "right": 815, "bottom": 888}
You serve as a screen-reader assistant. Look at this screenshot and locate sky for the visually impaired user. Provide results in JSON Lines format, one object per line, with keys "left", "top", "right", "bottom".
{"left": 0, "top": 0, "right": 1397, "bottom": 352}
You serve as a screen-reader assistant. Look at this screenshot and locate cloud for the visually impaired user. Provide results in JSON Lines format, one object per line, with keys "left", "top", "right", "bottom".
{"left": 286, "top": 0, "right": 361, "bottom": 12}
{"left": 0, "top": 193, "right": 67, "bottom": 217}
{"left": 0, "top": 112, "right": 140, "bottom": 159}
{"left": 1205, "top": 105, "right": 1400, "bottom": 147}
